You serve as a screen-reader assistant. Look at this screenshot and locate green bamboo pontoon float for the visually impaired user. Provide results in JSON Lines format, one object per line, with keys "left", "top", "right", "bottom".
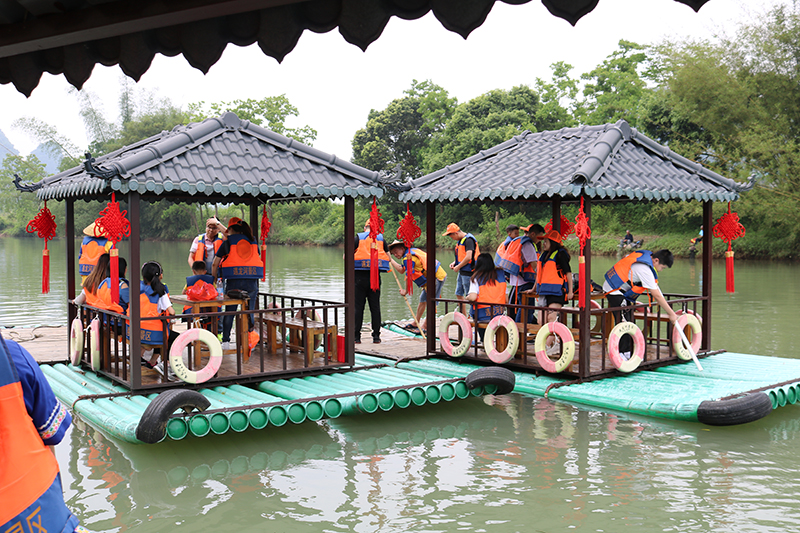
{"left": 18, "top": 117, "right": 795, "bottom": 443}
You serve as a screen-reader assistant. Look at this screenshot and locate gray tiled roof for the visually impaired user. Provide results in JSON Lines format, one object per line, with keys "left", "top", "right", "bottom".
{"left": 398, "top": 120, "right": 748, "bottom": 204}
{"left": 32, "top": 112, "right": 383, "bottom": 201}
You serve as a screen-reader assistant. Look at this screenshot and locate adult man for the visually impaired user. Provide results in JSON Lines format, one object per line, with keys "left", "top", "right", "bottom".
{"left": 443, "top": 223, "right": 480, "bottom": 314}
{"left": 387, "top": 240, "right": 447, "bottom": 333}
{"left": 494, "top": 224, "right": 519, "bottom": 276}
{"left": 188, "top": 217, "right": 227, "bottom": 273}
{"left": 505, "top": 223, "right": 544, "bottom": 323}
{"left": 1, "top": 335, "right": 84, "bottom": 533}
{"left": 603, "top": 249, "right": 679, "bottom": 356}
{"left": 354, "top": 221, "right": 390, "bottom": 343}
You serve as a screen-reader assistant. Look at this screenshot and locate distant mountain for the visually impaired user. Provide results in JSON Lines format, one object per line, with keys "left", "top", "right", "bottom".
{"left": 0, "top": 129, "right": 19, "bottom": 161}
{"left": 30, "top": 142, "right": 62, "bottom": 174}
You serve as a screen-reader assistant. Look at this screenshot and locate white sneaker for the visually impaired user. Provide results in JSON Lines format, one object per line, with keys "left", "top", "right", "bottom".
{"left": 221, "top": 342, "right": 233, "bottom": 351}
{"left": 154, "top": 361, "right": 165, "bottom": 376}
{"left": 546, "top": 342, "right": 561, "bottom": 356}
{"left": 621, "top": 351, "right": 632, "bottom": 361}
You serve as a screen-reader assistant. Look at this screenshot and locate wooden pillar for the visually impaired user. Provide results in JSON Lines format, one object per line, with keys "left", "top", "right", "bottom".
{"left": 426, "top": 201, "right": 436, "bottom": 355}
{"left": 702, "top": 200, "right": 713, "bottom": 350}
{"left": 344, "top": 196, "right": 355, "bottom": 364}
{"left": 552, "top": 197, "right": 562, "bottom": 233}
{"left": 578, "top": 196, "right": 591, "bottom": 379}
{"left": 66, "top": 199, "right": 76, "bottom": 327}
{"left": 249, "top": 203, "right": 258, "bottom": 234}
{"left": 128, "top": 191, "right": 142, "bottom": 388}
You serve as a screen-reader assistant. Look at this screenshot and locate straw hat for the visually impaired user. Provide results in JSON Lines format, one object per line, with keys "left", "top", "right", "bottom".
{"left": 83, "top": 221, "right": 102, "bottom": 237}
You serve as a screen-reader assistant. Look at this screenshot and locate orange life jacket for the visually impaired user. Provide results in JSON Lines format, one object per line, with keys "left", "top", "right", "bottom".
{"left": 500, "top": 236, "right": 536, "bottom": 282}
{"left": 85, "top": 279, "right": 124, "bottom": 314}
{"left": 604, "top": 250, "right": 658, "bottom": 302}
{"left": 192, "top": 233, "right": 224, "bottom": 263}
{"left": 536, "top": 249, "right": 568, "bottom": 296}
{"left": 455, "top": 233, "right": 480, "bottom": 275}
{"left": 220, "top": 234, "right": 264, "bottom": 279}
{"left": 470, "top": 270, "right": 507, "bottom": 322}
{"left": 128, "top": 281, "right": 168, "bottom": 345}
{"left": 0, "top": 341, "right": 79, "bottom": 533}
{"left": 78, "top": 236, "right": 109, "bottom": 276}
{"left": 354, "top": 232, "right": 390, "bottom": 272}
{"left": 406, "top": 248, "right": 442, "bottom": 287}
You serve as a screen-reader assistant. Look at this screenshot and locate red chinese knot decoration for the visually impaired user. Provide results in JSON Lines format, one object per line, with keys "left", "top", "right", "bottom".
{"left": 260, "top": 205, "right": 272, "bottom": 281}
{"left": 94, "top": 193, "right": 131, "bottom": 302}
{"left": 574, "top": 198, "right": 592, "bottom": 308}
{"left": 26, "top": 201, "right": 57, "bottom": 294}
{"left": 396, "top": 204, "right": 422, "bottom": 295}
{"left": 368, "top": 198, "right": 385, "bottom": 291}
{"left": 712, "top": 202, "right": 745, "bottom": 293}
{"left": 545, "top": 215, "right": 575, "bottom": 238}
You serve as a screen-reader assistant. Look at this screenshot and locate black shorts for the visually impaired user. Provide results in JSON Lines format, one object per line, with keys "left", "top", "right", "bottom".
{"left": 544, "top": 294, "right": 566, "bottom": 306}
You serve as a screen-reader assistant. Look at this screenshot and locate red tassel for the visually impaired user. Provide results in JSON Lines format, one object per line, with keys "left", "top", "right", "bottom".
{"left": 405, "top": 253, "right": 414, "bottom": 296}
{"left": 725, "top": 249, "right": 735, "bottom": 293}
{"left": 370, "top": 243, "right": 380, "bottom": 290}
{"left": 260, "top": 205, "right": 271, "bottom": 282}
{"left": 261, "top": 245, "right": 267, "bottom": 281}
{"left": 42, "top": 248, "right": 50, "bottom": 294}
{"left": 110, "top": 247, "right": 120, "bottom": 302}
{"left": 578, "top": 257, "right": 585, "bottom": 308}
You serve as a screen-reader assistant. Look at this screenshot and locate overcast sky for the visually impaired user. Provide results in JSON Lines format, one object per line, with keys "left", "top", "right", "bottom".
{"left": 0, "top": 0, "right": 783, "bottom": 163}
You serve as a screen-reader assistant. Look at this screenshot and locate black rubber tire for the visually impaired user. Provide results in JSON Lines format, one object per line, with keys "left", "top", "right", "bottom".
{"left": 465, "top": 367, "right": 516, "bottom": 395}
{"left": 697, "top": 392, "right": 773, "bottom": 426}
{"left": 136, "top": 389, "right": 211, "bottom": 444}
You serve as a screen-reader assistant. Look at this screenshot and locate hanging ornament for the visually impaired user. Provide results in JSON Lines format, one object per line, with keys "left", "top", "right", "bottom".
{"left": 545, "top": 215, "right": 575, "bottom": 238}
{"left": 712, "top": 202, "right": 745, "bottom": 293}
{"left": 574, "top": 197, "right": 592, "bottom": 308}
{"left": 260, "top": 204, "right": 272, "bottom": 282}
{"left": 26, "top": 201, "right": 57, "bottom": 294}
{"left": 94, "top": 193, "right": 131, "bottom": 302}
{"left": 368, "top": 198, "right": 385, "bottom": 291}
{"left": 396, "top": 204, "right": 422, "bottom": 295}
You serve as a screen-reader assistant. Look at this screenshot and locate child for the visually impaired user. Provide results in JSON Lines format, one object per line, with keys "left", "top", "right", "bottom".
{"left": 135, "top": 261, "right": 179, "bottom": 375}
{"left": 467, "top": 252, "right": 507, "bottom": 341}
{"left": 182, "top": 260, "right": 216, "bottom": 325}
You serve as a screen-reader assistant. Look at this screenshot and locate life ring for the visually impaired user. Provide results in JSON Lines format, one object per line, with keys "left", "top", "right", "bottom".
{"left": 607, "top": 321, "right": 645, "bottom": 372}
{"left": 676, "top": 309, "right": 703, "bottom": 324}
{"left": 169, "top": 328, "right": 223, "bottom": 384}
{"left": 69, "top": 318, "right": 83, "bottom": 366}
{"left": 673, "top": 313, "right": 702, "bottom": 361}
{"left": 484, "top": 315, "right": 519, "bottom": 364}
{"left": 534, "top": 322, "right": 575, "bottom": 373}
{"left": 589, "top": 299, "right": 602, "bottom": 333}
{"left": 439, "top": 312, "right": 472, "bottom": 357}
{"left": 89, "top": 317, "right": 101, "bottom": 371}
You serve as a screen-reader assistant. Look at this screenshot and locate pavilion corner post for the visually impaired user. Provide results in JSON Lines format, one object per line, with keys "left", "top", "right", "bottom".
{"left": 701, "top": 200, "right": 713, "bottom": 350}
{"left": 426, "top": 202, "right": 436, "bottom": 355}
{"left": 66, "top": 199, "right": 76, "bottom": 327}
{"left": 344, "top": 196, "right": 355, "bottom": 364}
{"left": 551, "top": 197, "right": 562, "bottom": 232}
{"left": 577, "top": 196, "right": 591, "bottom": 379}
{"left": 128, "top": 191, "right": 142, "bottom": 388}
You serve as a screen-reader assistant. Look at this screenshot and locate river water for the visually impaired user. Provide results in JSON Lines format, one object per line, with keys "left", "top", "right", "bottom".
{"left": 3, "top": 236, "right": 800, "bottom": 532}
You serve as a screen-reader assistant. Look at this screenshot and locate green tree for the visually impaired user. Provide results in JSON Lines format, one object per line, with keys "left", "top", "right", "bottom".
{"left": 0, "top": 154, "right": 47, "bottom": 234}
{"left": 188, "top": 95, "right": 317, "bottom": 145}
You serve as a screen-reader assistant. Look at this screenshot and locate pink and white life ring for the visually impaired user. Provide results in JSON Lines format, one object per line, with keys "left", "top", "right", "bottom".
{"left": 169, "top": 328, "right": 223, "bottom": 384}
{"left": 534, "top": 322, "right": 575, "bottom": 373}
{"left": 672, "top": 313, "right": 702, "bottom": 361}
{"left": 607, "top": 321, "right": 644, "bottom": 372}
{"left": 439, "top": 312, "right": 472, "bottom": 358}
{"left": 89, "top": 317, "right": 101, "bottom": 371}
{"left": 484, "top": 315, "right": 519, "bottom": 364}
{"left": 69, "top": 317, "right": 83, "bottom": 366}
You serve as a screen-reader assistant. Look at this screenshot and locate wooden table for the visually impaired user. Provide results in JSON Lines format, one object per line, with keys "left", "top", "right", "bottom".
{"left": 171, "top": 294, "right": 250, "bottom": 364}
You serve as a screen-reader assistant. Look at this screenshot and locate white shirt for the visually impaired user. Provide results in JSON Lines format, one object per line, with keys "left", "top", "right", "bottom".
{"left": 509, "top": 240, "right": 538, "bottom": 287}
{"left": 156, "top": 293, "right": 173, "bottom": 314}
{"left": 603, "top": 262, "right": 659, "bottom": 295}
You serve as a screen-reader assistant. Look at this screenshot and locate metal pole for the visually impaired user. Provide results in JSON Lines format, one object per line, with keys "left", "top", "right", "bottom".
{"left": 702, "top": 200, "right": 713, "bottom": 350}
{"left": 344, "top": 196, "right": 355, "bottom": 364}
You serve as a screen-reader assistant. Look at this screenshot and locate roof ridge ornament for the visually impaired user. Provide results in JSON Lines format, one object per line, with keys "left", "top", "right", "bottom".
{"left": 83, "top": 152, "right": 119, "bottom": 179}
{"left": 12, "top": 174, "right": 43, "bottom": 192}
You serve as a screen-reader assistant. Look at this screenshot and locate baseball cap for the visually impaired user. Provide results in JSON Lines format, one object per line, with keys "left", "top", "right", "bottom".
{"left": 545, "top": 230, "right": 562, "bottom": 245}
{"left": 228, "top": 217, "right": 242, "bottom": 226}
{"left": 442, "top": 223, "right": 460, "bottom": 236}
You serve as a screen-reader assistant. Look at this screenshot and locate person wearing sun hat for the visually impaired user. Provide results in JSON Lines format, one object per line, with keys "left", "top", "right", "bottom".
{"left": 78, "top": 220, "right": 113, "bottom": 281}
{"left": 535, "top": 229, "right": 573, "bottom": 324}
{"left": 442, "top": 222, "right": 480, "bottom": 315}
{"left": 387, "top": 240, "right": 447, "bottom": 332}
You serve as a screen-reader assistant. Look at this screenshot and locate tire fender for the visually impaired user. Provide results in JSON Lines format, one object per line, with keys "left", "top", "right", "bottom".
{"left": 697, "top": 392, "right": 773, "bottom": 426}
{"left": 465, "top": 367, "right": 516, "bottom": 395}
{"left": 439, "top": 312, "right": 472, "bottom": 358}
{"left": 484, "top": 315, "right": 519, "bottom": 364}
{"left": 135, "top": 389, "right": 211, "bottom": 444}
